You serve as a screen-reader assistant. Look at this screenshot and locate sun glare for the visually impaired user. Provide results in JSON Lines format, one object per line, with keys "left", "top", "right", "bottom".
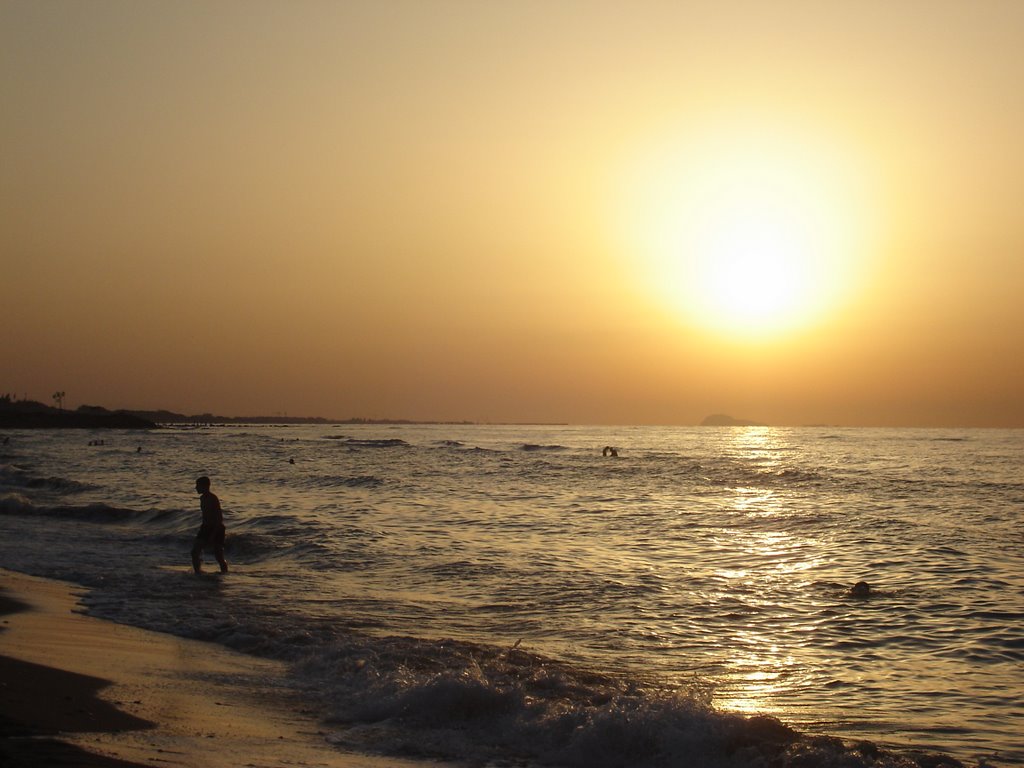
{"left": 619, "top": 120, "right": 873, "bottom": 340}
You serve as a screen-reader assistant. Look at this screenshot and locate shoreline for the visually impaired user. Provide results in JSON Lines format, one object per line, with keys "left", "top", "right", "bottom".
{"left": 0, "top": 568, "right": 441, "bottom": 768}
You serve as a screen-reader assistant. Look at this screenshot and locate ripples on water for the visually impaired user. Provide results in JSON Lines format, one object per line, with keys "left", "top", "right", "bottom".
{"left": 1, "top": 425, "right": 1021, "bottom": 766}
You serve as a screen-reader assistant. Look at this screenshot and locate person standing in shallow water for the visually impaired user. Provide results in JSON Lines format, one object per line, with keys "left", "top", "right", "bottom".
{"left": 191, "top": 476, "right": 228, "bottom": 574}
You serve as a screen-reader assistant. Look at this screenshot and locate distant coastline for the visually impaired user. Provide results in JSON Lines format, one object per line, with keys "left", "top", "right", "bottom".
{"left": 0, "top": 400, "right": 157, "bottom": 430}
{"left": 0, "top": 398, "right": 565, "bottom": 429}
{"left": 2, "top": 397, "right": 766, "bottom": 430}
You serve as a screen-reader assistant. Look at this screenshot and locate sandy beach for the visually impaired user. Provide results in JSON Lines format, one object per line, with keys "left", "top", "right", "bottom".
{"left": 0, "top": 568, "right": 436, "bottom": 768}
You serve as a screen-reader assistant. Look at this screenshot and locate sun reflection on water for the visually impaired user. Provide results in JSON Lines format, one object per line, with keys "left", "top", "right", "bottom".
{"left": 724, "top": 426, "right": 784, "bottom": 458}
{"left": 703, "top": 428, "right": 826, "bottom": 717}
{"left": 732, "top": 486, "right": 782, "bottom": 516}
{"left": 714, "top": 646, "right": 795, "bottom": 716}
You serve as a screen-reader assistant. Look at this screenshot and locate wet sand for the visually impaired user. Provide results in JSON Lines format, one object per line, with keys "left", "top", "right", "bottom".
{"left": 0, "top": 569, "right": 437, "bottom": 768}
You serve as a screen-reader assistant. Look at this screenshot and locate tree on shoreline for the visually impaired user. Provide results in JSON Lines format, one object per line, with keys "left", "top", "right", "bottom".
{"left": 52, "top": 391, "right": 66, "bottom": 410}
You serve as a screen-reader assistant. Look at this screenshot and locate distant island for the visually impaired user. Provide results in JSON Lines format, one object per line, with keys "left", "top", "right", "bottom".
{"left": 699, "top": 414, "right": 767, "bottom": 427}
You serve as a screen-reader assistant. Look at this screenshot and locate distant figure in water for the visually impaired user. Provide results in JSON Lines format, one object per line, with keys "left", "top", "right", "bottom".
{"left": 849, "top": 581, "right": 871, "bottom": 598}
{"left": 602, "top": 445, "right": 619, "bottom": 457}
{"left": 191, "top": 476, "right": 228, "bottom": 574}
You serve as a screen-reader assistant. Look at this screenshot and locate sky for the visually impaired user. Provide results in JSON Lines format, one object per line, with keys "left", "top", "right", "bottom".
{"left": 3, "top": 1, "right": 1023, "bottom": 427}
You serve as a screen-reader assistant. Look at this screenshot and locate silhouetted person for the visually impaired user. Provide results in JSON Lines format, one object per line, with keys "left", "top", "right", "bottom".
{"left": 191, "top": 476, "right": 228, "bottom": 574}
{"left": 849, "top": 581, "right": 871, "bottom": 598}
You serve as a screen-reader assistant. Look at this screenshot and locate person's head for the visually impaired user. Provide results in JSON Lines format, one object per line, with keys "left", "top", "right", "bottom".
{"left": 195, "top": 476, "right": 211, "bottom": 494}
{"left": 850, "top": 581, "right": 871, "bottom": 598}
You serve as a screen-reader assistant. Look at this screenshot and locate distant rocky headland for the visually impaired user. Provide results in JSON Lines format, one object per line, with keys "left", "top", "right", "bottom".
{"left": 0, "top": 399, "right": 157, "bottom": 429}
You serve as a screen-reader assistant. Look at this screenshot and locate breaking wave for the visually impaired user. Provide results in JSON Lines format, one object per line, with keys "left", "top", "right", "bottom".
{"left": 0, "top": 464, "right": 95, "bottom": 493}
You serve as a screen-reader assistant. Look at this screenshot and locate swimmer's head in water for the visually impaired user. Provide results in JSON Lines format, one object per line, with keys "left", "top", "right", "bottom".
{"left": 850, "top": 581, "right": 871, "bottom": 597}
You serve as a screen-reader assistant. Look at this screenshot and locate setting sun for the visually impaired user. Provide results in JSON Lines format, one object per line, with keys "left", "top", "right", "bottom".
{"left": 620, "top": 120, "right": 874, "bottom": 339}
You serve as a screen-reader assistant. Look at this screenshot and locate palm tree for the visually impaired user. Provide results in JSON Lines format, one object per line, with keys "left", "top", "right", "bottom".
{"left": 52, "top": 391, "right": 66, "bottom": 410}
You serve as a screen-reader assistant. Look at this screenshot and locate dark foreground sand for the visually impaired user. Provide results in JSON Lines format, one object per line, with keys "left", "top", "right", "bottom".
{"left": 1, "top": 588, "right": 152, "bottom": 767}
{"left": 0, "top": 569, "right": 433, "bottom": 768}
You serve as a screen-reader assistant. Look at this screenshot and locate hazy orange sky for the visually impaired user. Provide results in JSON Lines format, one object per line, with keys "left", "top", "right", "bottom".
{"left": 3, "top": 1, "right": 1023, "bottom": 426}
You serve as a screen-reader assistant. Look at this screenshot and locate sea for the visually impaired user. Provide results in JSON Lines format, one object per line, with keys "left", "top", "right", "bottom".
{"left": 1, "top": 424, "right": 1021, "bottom": 767}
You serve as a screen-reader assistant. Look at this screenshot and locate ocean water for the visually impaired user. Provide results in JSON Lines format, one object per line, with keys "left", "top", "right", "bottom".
{"left": 1, "top": 424, "right": 1021, "bottom": 767}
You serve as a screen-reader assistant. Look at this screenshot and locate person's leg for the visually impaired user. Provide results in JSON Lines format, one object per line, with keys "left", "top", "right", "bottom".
{"left": 191, "top": 536, "right": 203, "bottom": 573}
{"left": 214, "top": 525, "right": 228, "bottom": 573}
